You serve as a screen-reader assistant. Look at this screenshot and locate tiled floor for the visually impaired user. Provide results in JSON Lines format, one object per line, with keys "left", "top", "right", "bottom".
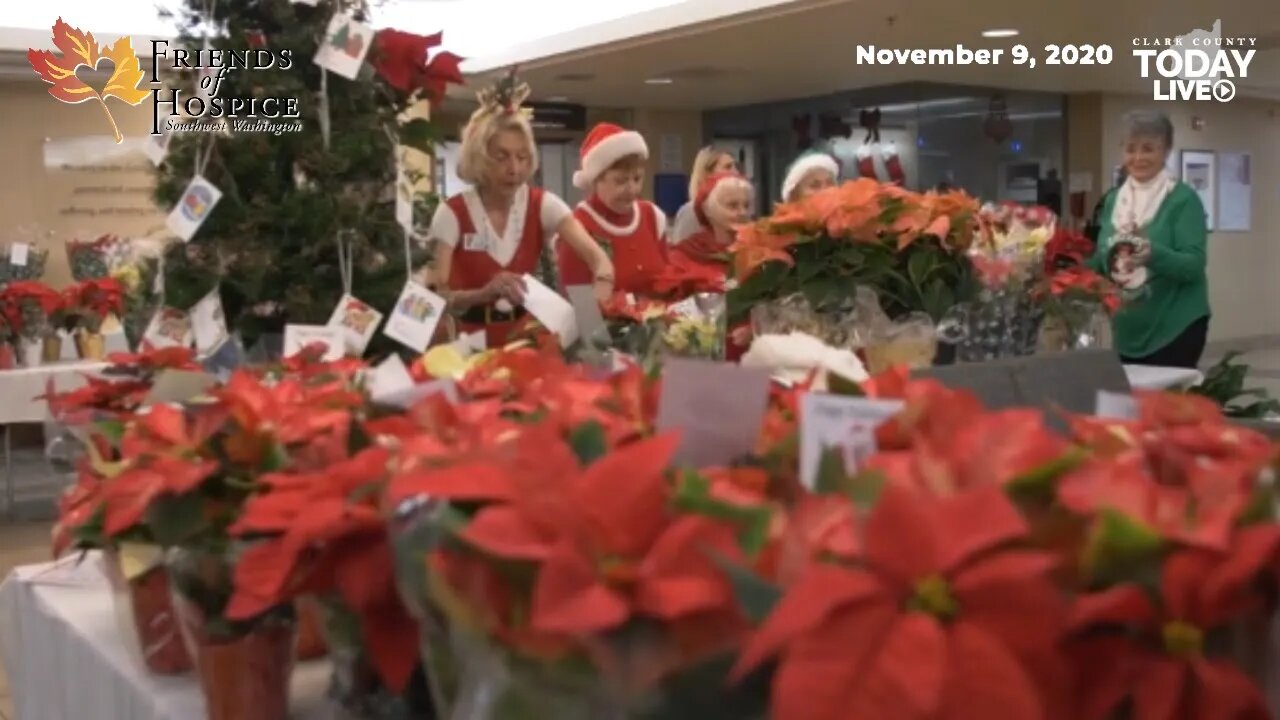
{"left": 0, "top": 521, "right": 56, "bottom": 720}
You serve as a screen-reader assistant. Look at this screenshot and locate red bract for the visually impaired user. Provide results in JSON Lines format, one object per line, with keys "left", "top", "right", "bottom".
{"left": 101, "top": 454, "right": 220, "bottom": 535}
{"left": 214, "top": 371, "right": 358, "bottom": 467}
{"left": 107, "top": 345, "right": 200, "bottom": 372}
{"left": 42, "top": 375, "right": 151, "bottom": 421}
{"left": 225, "top": 447, "right": 419, "bottom": 691}
{"left": 52, "top": 468, "right": 105, "bottom": 557}
{"left": 1067, "top": 526, "right": 1280, "bottom": 720}
{"left": 65, "top": 278, "right": 125, "bottom": 321}
{"left": 370, "top": 29, "right": 464, "bottom": 101}
{"left": 734, "top": 485, "right": 1066, "bottom": 720}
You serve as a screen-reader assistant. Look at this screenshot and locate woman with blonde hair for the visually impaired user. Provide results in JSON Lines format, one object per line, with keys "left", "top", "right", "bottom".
{"left": 426, "top": 71, "right": 614, "bottom": 347}
{"left": 670, "top": 145, "right": 739, "bottom": 243}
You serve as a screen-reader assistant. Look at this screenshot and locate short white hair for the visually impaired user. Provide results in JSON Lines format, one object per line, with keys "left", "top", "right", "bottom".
{"left": 703, "top": 175, "right": 754, "bottom": 226}
{"left": 457, "top": 110, "right": 539, "bottom": 185}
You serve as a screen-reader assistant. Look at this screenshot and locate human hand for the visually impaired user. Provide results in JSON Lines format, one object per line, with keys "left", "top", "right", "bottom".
{"left": 730, "top": 324, "right": 753, "bottom": 347}
{"left": 1132, "top": 241, "right": 1152, "bottom": 266}
{"left": 484, "top": 272, "right": 526, "bottom": 304}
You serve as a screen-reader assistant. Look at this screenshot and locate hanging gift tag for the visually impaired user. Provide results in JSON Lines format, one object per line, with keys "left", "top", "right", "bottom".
{"left": 799, "top": 394, "right": 904, "bottom": 490}
{"left": 327, "top": 294, "right": 383, "bottom": 357}
{"left": 10, "top": 242, "right": 30, "bottom": 267}
{"left": 314, "top": 12, "right": 374, "bottom": 80}
{"left": 520, "top": 273, "right": 577, "bottom": 348}
{"left": 384, "top": 282, "right": 446, "bottom": 353}
{"left": 166, "top": 175, "right": 223, "bottom": 242}
{"left": 283, "top": 324, "right": 345, "bottom": 361}
{"left": 395, "top": 154, "right": 414, "bottom": 231}
{"left": 143, "top": 307, "right": 195, "bottom": 349}
{"left": 1095, "top": 390, "right": 1139, "bottom": 420}
{"left": 190, "top": 289, "right": 229, "bottom": 356}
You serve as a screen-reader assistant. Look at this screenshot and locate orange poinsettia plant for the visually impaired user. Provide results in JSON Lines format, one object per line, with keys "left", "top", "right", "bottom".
{"left": 728, "top": 179, "right": 980, "bottom": 326}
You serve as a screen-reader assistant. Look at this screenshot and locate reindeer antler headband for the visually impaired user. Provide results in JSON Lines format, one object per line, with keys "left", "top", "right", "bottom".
{"left": 474, "top": 66, "right": 533, "bottom": 123}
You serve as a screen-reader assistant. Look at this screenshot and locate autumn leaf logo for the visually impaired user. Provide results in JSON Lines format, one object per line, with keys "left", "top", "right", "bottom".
{"left": 27, "top": 18, "right": 151, "bottom": 144}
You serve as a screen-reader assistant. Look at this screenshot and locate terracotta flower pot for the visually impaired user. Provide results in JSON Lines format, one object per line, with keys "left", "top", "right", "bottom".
{"left": 42, "top": 335, "right": 63, "bottom": 363}
{"left": 295, "top": 597, "right": 329, "bottom": 660}
{"left": 76, "top": 331, "right": 106, "bottom": 360}
{"left": 101, "top": 548, "right": 193, "bottom": 675}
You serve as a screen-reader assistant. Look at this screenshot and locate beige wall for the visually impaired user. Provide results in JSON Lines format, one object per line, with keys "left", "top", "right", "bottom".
{"left": 630, "top": 108, "right": 703, "bottom": 200}
{"left": 1097, "top": 94, "right": 1280, "bottom": 344}
{"left": 0, "top": 80, "right": 166, "bottom": 288}
{"left": 1064, "top": 92, "right": 1105, "bottom": 215}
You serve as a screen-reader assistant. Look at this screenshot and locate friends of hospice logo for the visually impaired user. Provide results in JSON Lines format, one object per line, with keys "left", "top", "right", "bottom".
{"left": 26, "top": 18, "right": 149, "bottom": 144}
{"left": 1133, "top": 19, "right": 1256, "bottom": 102}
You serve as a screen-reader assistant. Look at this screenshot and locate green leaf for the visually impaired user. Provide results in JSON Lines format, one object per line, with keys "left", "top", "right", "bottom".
{"left": 399, "top": 119, "right": 442, "bottom": 154}
{"left": 708, "top": 550, "right": 782, "bottom": 623}
{"left": 673, "top": 471, "right": 773, "bottom": 557}
{"left": 814, "top": 446, "right": 848, "bottom": 495}
{"left": 825, "top": 370, "right": 866, "bottom": 397}
{"left": 843, "top": 469, "right": 887, "bottom": 510}
{"left": 144, "top": 492, "right": 210, "bottom": 547}
{"left": 907, "top": 249, "right": 934, "bottom": 290}
{"left": 1081, "top": 509, "right": 1164, "bottom": 586}
{"left": 1006, "top": 448, "right": 1087, "bottom": 503}
{"left": 567, "top": 421, "right": 608, "bottom": 465}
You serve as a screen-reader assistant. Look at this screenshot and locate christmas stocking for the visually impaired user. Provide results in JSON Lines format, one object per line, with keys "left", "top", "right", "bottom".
{"left": 855, "top": 144, "right": 878, "bottom": 179}
{"left": 882, "top": 142, "right": 906, "bottom": 185}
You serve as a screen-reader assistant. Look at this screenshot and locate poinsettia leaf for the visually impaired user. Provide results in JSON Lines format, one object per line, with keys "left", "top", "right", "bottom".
{"left": 814, "top": 446, "right": 848, "bottom": 495}
{"left": 567, "top": 421, "right": 608, "bottom": 465}
{"left": 635, "top": 653, "right": 773, "bottom": 720}
{"left": 708, "top": 549, "right": 782, "bottom": 623}
{"left": 144, "top": 492, "right": 209, "bottom": 547}
{"left": 673, "top": 471, "right": 773, "bottom": 557}
{"left": 95, "top": 418, "right": 126, "bottom": 445}
{"left": 1006, "top": 448, "right": 1087, "bottom": 503}
{"left": 1081, "top": 509, "right": 1165, "bottom": 587}
{"left": 825, "top": 371, "right": 865, "bottom": 397}
{"left": 842, "top": 469, "right": 887, "bottom": 511}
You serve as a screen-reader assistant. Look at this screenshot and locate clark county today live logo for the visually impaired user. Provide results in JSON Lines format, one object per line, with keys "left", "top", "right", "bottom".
{"left": 1133, "top": 19, "right": 1256, "bottom": 102}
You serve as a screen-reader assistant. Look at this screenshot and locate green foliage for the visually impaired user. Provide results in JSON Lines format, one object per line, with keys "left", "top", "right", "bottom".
{"left": 726, "top": 236, "right": 974, "bottom": 327}
{"left": 1189, "top": 351, "right": 1280, "bottom": 419}
{"left": 1081, "top": 509, "right": 1164, "bottom": 589}
{"left": 154, "top": 0, "right": 438, "bottom": 351}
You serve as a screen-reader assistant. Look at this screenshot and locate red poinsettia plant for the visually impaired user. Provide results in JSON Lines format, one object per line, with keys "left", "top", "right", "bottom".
{"left": 0, "top": 280, "right": 63, "bottom": 339}
{"left": 1034, "top": 228, "right": 1120, "bottom": 336}
{"left": 64, "top": 277, "right": 126, "bottom": 333}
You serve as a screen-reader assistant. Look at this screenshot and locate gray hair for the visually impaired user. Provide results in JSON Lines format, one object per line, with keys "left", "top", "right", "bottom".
{"left": 1122, "top": 110, "right": 1174, "bottom": 148}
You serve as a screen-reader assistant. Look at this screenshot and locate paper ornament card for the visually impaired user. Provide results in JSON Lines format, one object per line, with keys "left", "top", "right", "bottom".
{"left": 327, "top": 294, "right": 383, "bottom": 357}
{"left": 520, "top": 273, "right": 577, "bottom": 348}
{"left": 166, "top": 175, "right": 222, "bottom": 242}
{"left": 315, "top": 13, "right": 374, "bottom": 80}
{"left": 283, "top": 324, "right": 345, "bottom": 361}
{"left": 143, "top": 307, "right": 194, "bottom": 349}
{"left": 384, "top": 282, "right": 446, "bottom": 352}
{"left": 798, "top": 394, "right": 904, "bottom": 490}
{"left": 190, "top": 289, "right": 229, "bottom": 356}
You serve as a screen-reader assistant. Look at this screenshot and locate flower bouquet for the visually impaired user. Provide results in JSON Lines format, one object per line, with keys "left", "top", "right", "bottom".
{"left": 63, "top": 278, "right": 126, "bottom": 359}
{"left": 0, "top": 243, "right": 50, "bottom": 283}
{"left": 937, "top": 202, "right": 1056, "bottom": 361}
{"left": 0, "top": 281, "right": 64, "bottom": 366}
{"left": 65, "top": 235, "right": 162, "bottom": 348}
{"left": 728, "top": 179, "right": 979, "bottom": 330}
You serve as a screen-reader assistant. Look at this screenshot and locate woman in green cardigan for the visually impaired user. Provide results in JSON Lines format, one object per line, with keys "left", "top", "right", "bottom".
{"left": 1089, "top": 110, "right": 1210, "bottom": 368}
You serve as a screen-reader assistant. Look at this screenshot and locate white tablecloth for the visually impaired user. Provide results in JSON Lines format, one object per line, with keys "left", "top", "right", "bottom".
{"left": 0, "top": 361, "right": 110, "bottom": 425}
{"left": 0, "top": 553, "right": 333, "bottom": 720}
{"left": 1123, "top": 364, "right": 1204, "bottom": 391}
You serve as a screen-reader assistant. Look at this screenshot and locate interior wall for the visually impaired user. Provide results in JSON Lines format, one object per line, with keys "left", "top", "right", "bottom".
{"left": 1099, "top": 95, "right": 1280, "bottom": 344}
{"left": 1065, "top": 92, "right": 1106, "bottom": 222}
{"left": 629, "top": 108, "right": 703, "bottom": 204}
{"left": 0, "top": 81, "right": 165, "bottom": 287}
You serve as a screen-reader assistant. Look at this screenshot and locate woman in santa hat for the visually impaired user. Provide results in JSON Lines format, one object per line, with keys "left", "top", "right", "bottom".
{"left": 558, "top": 122, "right": 670, "bottom": 296}
{"left": 425, "top": 72, "right": 614, "bottom": 347}
{"left": 670, "top": 171, "right": 754, "bottom": 280}
{"left": 780, "top": 151, "right": 839, "bottom": 203}
{"left": 670, "top": 146, "right": 740, "bottom": 244}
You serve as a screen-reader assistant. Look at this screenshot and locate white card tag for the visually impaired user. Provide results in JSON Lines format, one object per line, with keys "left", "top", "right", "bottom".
{"left": 143, "top": 130, "right": 171, "bottom": 166}
{"left": 327, "top": 293, "right": 383, "bottom": 357}
{"left": 799, "top": 394, "right": 904, "bottom": 490}
{"left": 368, "top": 354, "right": 414, "bottom": 397}
{"left": 461, "top": 233, "right": 487, "bottom": 252}
{"left": 449, "top": 329, "right": 487, "bottom": 357}
{"left": 395, "top": 155, "right": 414, "bottom": 231}
{"left": 143, "top": 308, "right": 195, "bottom": 350}
{"left": 283, "top": 324, "right": 344, "bottom": 361}
{"left": 1095, "top": 390, "right": 1139, "bottom": 420}
{"left": 655, "top": 358, "right": 772, "bottom": 468}
{"left": 10, "top": 243, "right": 30, "bottom": 267}
{"left": 166, "top": 175, "right": 223, "bottom": 242}
{"left": 668, "top": 296, "right": 701, "bottom": 320}
{"left": 520, "top": 273, "right": 577, "bottom": 348}
{"left": 314, "top": 13, "right": 374, "bottom": 80}
{"left": 384, "top": 282, "right": 446, "bottom": 353}
{"left": 190, "top": 289, "right": 229, "bottom": 356}
{"left": 369, "top": 356, "right": 459, "bottom": 409}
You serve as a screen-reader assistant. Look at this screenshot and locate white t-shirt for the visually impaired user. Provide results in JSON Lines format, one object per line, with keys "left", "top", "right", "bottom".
{"left": 428, "top": 185, "right": 572, "bottom": 266}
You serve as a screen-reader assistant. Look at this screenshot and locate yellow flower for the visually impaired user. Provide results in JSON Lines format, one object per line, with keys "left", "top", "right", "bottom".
{"left": 111, "top": 265, "right": 142, "bottom": 293}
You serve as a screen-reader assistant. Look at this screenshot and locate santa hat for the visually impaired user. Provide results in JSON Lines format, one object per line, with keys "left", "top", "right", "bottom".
{"left": 780, "top": 151, "right": 840, "bottom": 201}
{"left": 572, "top": 122, "right": 649, "bottom": 190}
{"left": 694, "top": 171, "right": 753, "bottom": 228}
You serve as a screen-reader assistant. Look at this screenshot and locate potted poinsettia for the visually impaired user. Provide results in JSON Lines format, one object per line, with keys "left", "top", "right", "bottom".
{"left": 0, "top": 280, "right": 64, "bottom": 366}
{"left": 1036, "top": 227, "right": 1119, "bottom": 352}
{"left": 64, "top": 277, "right": 126, "bottom": 359}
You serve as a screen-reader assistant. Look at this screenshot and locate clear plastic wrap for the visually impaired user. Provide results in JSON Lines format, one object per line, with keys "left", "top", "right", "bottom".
{"left": 310, "top": 595, "right": 414, "bottom": 719}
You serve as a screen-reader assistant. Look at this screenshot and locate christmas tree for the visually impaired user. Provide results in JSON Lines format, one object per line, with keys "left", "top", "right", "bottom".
{"left": 152, "top": 0, "right": 461, "bottom": 352}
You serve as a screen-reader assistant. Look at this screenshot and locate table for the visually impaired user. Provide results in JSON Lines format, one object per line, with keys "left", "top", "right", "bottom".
{"left": 0, "top": 361, "right": 109, "bottom": 517}
{"left": 1123, "top": 364, "right": 1204, "bottom": 391}
{"left": 0, "top": 553, "right": 333, "bottom": 720}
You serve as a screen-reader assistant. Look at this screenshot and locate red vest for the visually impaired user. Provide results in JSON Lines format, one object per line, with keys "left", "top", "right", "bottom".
{"left": 446, "top": 187, "right": 547, "bottom": 291}
{"left": 444, "top": 187, "right": 547, "bottom": 348}
{"left": 559, "top": 201, "right": 668, "bottom": 295}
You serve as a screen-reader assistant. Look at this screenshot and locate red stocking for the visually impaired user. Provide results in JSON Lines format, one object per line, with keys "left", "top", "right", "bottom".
{"left": 855, "top": 144, "right": 878, "bottom": 179}
{"left": 882, "top": 143, "right": 906, "bottom": 185}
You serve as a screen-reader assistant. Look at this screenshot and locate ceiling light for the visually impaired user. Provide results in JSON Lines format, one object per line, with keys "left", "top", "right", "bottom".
{"left": 982, "top": 29, "right": 1019, "bottom": 38}
{"left": 645, "top": 77, "right": 674, "bottom": 85}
